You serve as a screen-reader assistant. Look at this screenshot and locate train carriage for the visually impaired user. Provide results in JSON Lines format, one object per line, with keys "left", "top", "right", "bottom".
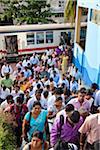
{"left": 0, "top": 23, "right": 87, "bottom": 59}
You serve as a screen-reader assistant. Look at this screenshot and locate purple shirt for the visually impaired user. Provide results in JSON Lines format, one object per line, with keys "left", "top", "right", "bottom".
{"left": 50, "top": 116, "right": 83, "bottom": 146}
{"left": 55, "top": 48, "right": 61, "bottom": 55}
{"left": 68, "top": 98, "right": 90, "bottom": 112}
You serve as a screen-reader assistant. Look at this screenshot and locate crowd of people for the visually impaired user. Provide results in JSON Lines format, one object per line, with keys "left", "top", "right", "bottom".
{"left": 0, "top": 46, "right": 100, "bottom": 150}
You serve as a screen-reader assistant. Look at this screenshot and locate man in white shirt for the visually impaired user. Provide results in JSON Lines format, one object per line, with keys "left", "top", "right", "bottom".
{"left": 0, "top": 86, "right": 10, "bottom": 103}
{"left": 59, "top": 74, "right": 69, "bottom": 89}
{"left": 27, "top": 90, "right": 47, "bottom": 111}
{"left": 1, "top": 62, "right": 13, "bottom": 77}
{"left": 0, "top": 95, "right": 13, "bottom": 111}
{"left": 47, "top": 88, "right": 63, "bottom": 109}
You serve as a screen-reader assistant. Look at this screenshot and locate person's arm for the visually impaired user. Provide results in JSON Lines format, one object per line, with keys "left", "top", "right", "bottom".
{"left": 79, "top": 117, "right": 90, "bottom": 149}
{"left": 22, "top": 112, "right": 30, "bottom": 140}
{"left": 80, "top": 133, "right": 86, "bottom": 150}
{"left": 50, "top": 117, "right": 60, "bottom": 146}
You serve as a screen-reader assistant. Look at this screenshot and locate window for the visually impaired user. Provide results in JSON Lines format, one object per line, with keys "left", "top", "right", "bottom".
{"left": 90, "top": 9, "right": 100, "bottom": 25}
{"left": 46, "top": 31, "right": 53, "bottom": 43}
{"left": 58, "top": 0, "right": 64, "bottom": 8}
{"left": 27, "top": 33, "right": 35, "bottom": 45}
{"left": 76, "top": 7, "right": 88, "bottom": 50}
{"left": 55, "top": 13, "right": 64, "bottom": 17}
{"left": 36, "top": 32, "right": 44, "bottom": 44}
{"left": 59, "top": 1, "right": 61, "bottom": 7}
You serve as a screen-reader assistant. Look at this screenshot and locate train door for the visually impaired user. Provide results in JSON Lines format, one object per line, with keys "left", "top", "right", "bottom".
{"left": 5, "top": 35, "right": 18, "bottom": 55}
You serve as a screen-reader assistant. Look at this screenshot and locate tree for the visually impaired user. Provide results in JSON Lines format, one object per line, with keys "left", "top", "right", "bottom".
{"left": 0, "top": 0, "right": 54, "bottom": 25}
{"left": 0, "top": 111, "right": 17, "bottom": 150}
{"left": 64, "top": 0, "right": 77, "bottom": 23}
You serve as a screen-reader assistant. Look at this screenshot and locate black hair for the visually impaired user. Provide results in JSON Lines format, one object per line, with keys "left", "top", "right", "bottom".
{"left": 55, "top": 97, "right": 63, "bottom": 102}
{"left": 32, "top": 131, "right": 43, "bottom": 141}
{"left": 69, "top": 110, "right": 80, "bottom": 123}
{"left": 35, "top": 89, "right": 42, "bottom": 94}
{"left": 43, "top": 90, "right": 49, "bottom": 98}
{"left": 19, "top": 93, "right": 24, "bottom": 101}
{"left": 86, "top": 89, "right": 93, "bottom": 96}
{"left": 37, "top": 83, "right": 41, "bottom": 89}
{"left": 65, "top": 104, "right": 74, "bottom": 112}
{"left": 6, "top": 95, "right": 13, "bottom": 101}
{"left": 16, "top": 96, "right": 24, "bottom": 104}
{"left": 50, "top": 78, "right": 53, "bottom": 82}
{"left": 3, "top": 86, "right": 6, "bottom": 90}
{"left": 55, "top": 87, "right": 63, "bottom": 95}
{"left": 46, "top": 84, "right": 50, "bottom": 89}
{"left": 78, "top": 87, "right": 86, "bottom": 94}
{"left": 32, "top": 101, "right": 41, "bottom": 108}
{"left": 91, "top": 83, "right": 99, "bottom": 90}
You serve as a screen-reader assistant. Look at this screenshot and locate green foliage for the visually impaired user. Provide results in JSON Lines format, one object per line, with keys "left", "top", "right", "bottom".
{"left": 64, "top": 0, "right": 77, "bottom": 23}
{"left": 0, "top": 0, "right": 54, "bottom": 24}
{"left": 0, "top": 112, "right": 17, "bottom": 150}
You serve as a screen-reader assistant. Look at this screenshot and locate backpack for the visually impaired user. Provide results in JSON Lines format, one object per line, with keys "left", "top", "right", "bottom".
{"left": 54, "top": 115, "right": 75, "bottom": 150}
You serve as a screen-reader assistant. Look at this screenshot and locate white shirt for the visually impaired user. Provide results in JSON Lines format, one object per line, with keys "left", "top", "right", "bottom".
{"left": 27, "top": 95, "right": 47, "bottom": 111}
{"left": 16, "top": 63, "right": 23, "bottom": 71}
{"left": 59, "top": 78, "right": 69, "bottom": 89}
{"left": 0, "top": 100, "right": 9, "bottom": 110}
{"left": 47, "top": 95, "right": 56, "bottom": 109}
{"left": 22, "top": 59, "right": 30, "bottom": 67}
{"left": 94, "top": 90, "right": 100, "bottom": 107}
{"left": 11, "top": 90, "right": 23, "bottom": 98}
{"left": 0, "top": 88, "right": 10, "bottom": 99}
{"left": 1, "top": 65, "right": 13, "bottom": 76}
{"left": 70, "top": 81, "right": 78, "bottom": 91}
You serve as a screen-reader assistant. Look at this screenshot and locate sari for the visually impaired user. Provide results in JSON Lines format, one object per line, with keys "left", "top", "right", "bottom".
{"left": 25, "top": 110, "right": 48, "bottom": 141}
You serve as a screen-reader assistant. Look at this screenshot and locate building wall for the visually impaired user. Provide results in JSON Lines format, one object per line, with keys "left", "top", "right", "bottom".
{"left": 74, "top": 0, "right": 100, "bottom": 86}
{"left": 47, "top": 0, "right": 67, "bottom": 23}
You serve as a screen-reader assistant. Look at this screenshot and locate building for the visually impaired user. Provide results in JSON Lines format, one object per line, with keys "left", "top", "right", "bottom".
{"left": 48, "top": 0, "right": 67, "bottom": 23}
{"left": 74, "top": 0, "right": 100, "bottom": 87}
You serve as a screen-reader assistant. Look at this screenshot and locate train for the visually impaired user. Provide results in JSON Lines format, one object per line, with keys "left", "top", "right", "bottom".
{"left": 0, "top": 23, "right": 87, "bottom": 58}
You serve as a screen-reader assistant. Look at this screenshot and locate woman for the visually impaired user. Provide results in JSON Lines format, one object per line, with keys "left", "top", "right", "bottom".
{"left": 61, "top": 52, "right": 69, "bottom": 74}
{"left": 22, "top": 101, "right": 48, "bottom": 142}
{"left": 23, "top": 131, "right": 49, "bottom": 150}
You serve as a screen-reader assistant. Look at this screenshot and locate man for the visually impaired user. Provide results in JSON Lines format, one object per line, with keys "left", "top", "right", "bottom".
{"left": 48, "top": 97, "right": 65, "bottom": 119}
{"left": 27, "top": 90, "right": 47, "bottom": 111}
{"left": 79, "top": 113, "right": 100, "bottom": 150}
{"left": 1, "top": 62, "right": 13, "bottom": 77}
{"left": 50, "top": 110, "right": 83, "bottom": 147}
{"left": 94, "top": 90, "right": 100, "bottom": 112}
{"left": 10, "top": 96, "right": 28, "bottom": 147}
{"left": 0, "top": 95, "right": 14, "bottom": 111}
{"left": 0, "top": 86, "right": 10, "bottom": 104}
{"left": 1, "top": 74, "right": 13, "bottom": 91}
{"left": 68, "top": 88, "right": 90, "bottom": 113}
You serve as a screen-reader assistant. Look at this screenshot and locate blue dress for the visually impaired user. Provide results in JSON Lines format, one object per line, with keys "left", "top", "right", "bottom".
{"left": 25, "top": 109, "right": 48, "bottom": 141}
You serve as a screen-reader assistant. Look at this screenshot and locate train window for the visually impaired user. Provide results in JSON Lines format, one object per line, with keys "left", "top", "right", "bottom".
{"left": 90, "top": 9, "right": 100, "bottom": 25}
{"left": 46, "top": 31, "right": 53, "bottom": 43}
{"left": 27, "top": 34, "right": 35, "bottom": 45}
{"left": 36, "top": 32, "right": 44, "bottom": 44}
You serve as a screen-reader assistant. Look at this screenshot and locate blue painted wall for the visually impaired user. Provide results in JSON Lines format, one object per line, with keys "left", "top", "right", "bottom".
{"left": 74, "top": 18, "right": 100, "bottom": 87}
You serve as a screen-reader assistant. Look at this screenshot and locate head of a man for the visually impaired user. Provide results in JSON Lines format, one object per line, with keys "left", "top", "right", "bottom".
{"left": 54, "top": 97, "right": 63, "bottom": 111}
{"left": 78, "top": 88, "right": 86, "bottom": 103}
{"left": 68, "top": 110, "right": 80, "bottom": 126}
{"left": 35, "top": 90, "right": 41, "bottom": 101}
